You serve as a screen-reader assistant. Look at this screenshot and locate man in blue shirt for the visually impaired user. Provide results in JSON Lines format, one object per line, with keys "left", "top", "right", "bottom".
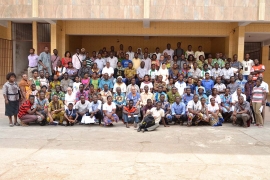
{"left": 159, "top": 94, "right": 171, "bottom": 124}
{"left": 182, "top": 87, "right": 194, "bottom": 106}
{"left": 171, "top": 96, "right": 187, "bottom": 125}
{"left": 113, "top": 87, "right": 126, "bottom": 120}
{"left": 201, "top": 72, "right": 214, "bottom": 96}
{"left": 154, "top": 86, "right": 168, "bottom": 103}
{"left": 236, "top": 73, "right": 247, "bottom": 93}
{"left": 121, "top": 54, "right": 132, "bottom": 68}
{"left": 99, "top": 73, "right": 114, "bottom": 91}
{"left": 89, "top": 94, "right": 103, "bottom": 125}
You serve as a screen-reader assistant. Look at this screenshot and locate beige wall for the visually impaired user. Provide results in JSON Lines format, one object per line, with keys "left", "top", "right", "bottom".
{"left": 0, "top": 22, "right": 12, "bottom": 40}
{"left": 210, "top": 37, "right": 226, "bottom": 57}
{"left": 261, "top": 45, "right": 270, "bottom": 86}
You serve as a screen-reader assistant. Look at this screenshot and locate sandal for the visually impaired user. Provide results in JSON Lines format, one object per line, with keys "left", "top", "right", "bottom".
{"left": 9, "top": 124, "right": 14, "bottom": 127}
{"left": 20, "top": 121, "right": 28, "bottom": 127}
{"left": 14, "top": 122, "right": 20, "bottom": 126}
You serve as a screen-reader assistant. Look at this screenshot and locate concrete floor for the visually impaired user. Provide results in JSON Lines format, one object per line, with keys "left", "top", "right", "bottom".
{"left": 0, "top": 92, "right": 270, "bottom": 179}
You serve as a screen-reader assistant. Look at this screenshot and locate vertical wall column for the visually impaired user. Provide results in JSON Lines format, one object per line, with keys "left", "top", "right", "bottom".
{"left": 50, "top": 24, "right": 56, "bottom": 54}
{"left": 32, "top": 21, "right": 37, "bottom": 51}
{"left": 237, "top": 26, "right": 245, "bottom": 61}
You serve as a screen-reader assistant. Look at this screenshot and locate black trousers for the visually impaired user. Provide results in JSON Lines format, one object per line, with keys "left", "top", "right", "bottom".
{"left": 90, "top": 110, "right": 103, "bottom": 125}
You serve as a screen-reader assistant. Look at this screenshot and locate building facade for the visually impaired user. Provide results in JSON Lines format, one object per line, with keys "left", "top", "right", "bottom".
{"left": 0, "top": 0, "right": 270, "bottom": 85}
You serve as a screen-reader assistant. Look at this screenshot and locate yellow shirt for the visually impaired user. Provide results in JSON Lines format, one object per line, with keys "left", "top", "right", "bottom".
{"left": 124, "top": 68, "right": 136, "bottom": 79}
{"left": 48, "top": 100, "right": 64, "bottom": 111}
{"left": 132, "top": 58, "right": 141, "bottom": 69}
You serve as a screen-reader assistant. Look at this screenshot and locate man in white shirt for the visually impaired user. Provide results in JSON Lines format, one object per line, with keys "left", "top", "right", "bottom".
{"left": 102, "top": 62, "right": 114, "bottom": 80}
{"left": 221, "top": 63, "right": 234, "bottom": 84}
{"left": 153, "top": 47, "right": 161, "bottom": 60}
{"left": 231, "top": 88, "right": 246, "bottom": 104}
{"left": 72, "top": 48, "right": 84, "bottom": 70}
{"left": 137, "top": 61, "right": 148, "bottom": 84}
{"left": 214, "top": 77, "right": 226, "bottom": 94}
{"left": 175, "top": 74, "right": 186, "bottom": 96}
{"left": 75, "top": 95, "right": 91, "bottom": 123}
{"left": 242, "top": 53, "right": 254, "bottom": 80}
{"left": 126, "top": 46, "right": 134, "bottom": 60}
{"left": 194, "top": 45, "right": 205, "bottom": 61}
{"left": 95, "top": 53, "right": 106, "bottom": 71}
{"left": 211, "top": 62, "right": 222, "bottom": 80}
{"left": 163, "top": 43, "right": 174, "bottom": 58}
{"left": 141, "top": 53, "right": 151, "bottom": 71}
{"left": 187, "top": 95, "right": 202, "bottom": 126}
{"left": 260, "top": 78, "right": 269, "bottom": 94}
{"left": 106, "top": 52, "right": 118, "bottom": 69}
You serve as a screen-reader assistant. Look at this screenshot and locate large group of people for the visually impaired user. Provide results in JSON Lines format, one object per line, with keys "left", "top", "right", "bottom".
{"left": 2, "top": 42, "right": 268, "bottom": 132}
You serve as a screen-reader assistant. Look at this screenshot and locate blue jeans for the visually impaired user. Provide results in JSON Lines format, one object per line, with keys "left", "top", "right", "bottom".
{"left": 123, "top": 114, "right": 139, "bottom": 123}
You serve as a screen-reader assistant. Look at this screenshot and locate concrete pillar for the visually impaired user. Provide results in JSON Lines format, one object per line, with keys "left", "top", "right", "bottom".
{"left": 50, "top": 24, "right": 57, "bottom": 54}
{"left": 237, "top": 26, "right": 245, "bottom": 61}
{"left": 261, "top": 45, "right": 270, "bottom": 84}
{"left": 32, "top": 21, "right": 37, "bottom": 51}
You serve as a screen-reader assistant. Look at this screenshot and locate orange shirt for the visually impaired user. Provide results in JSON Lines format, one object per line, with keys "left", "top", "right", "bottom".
{"left": 250, "top": 64, "right": 265, "bottom": 80}
{"left": 123, "top": 106, "right": 137, "bottom": 115}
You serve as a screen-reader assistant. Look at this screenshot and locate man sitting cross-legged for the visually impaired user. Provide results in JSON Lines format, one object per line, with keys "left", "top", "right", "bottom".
{"left": 123, "top": 100, "right": 140, "bottom": 128}
{"left": 47, "top": 95, "right": 65, "bottom": 125}
{"left": 63, "top": 103, "right": 78, "bottom": 126}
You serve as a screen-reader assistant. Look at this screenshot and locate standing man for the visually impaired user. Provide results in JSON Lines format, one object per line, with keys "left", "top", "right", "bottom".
{"left": 250, "top": 59, "right": 265, "bottom": 81}
{"left": 163, "top": 43, "right": 174, "bottom": 58}
{"left": 194, "top": 46, "right": 205, "bottom": 60}
{"left": 126, "top": 46, "right": 134, "bottom": 60}
{"left": 153, "top": 47, "right": 161, "bottom": 60}
{"left": 51, "top": 49, "right": 60, "bottom": 72}
{"left": 174, "top": 42, "right": 184, "bottom": 61}
{"left": 107, "top": 52, "right": 118, "bottom": 69}
{"left": 132, "top": 52, "right": 141, "bottom": 70}
{"left": 141, "top": 52, "right": 151, "bottom": 71}
{"left": 28, "top": 48, "right": 39, "bottom": 79}
{"left": 242, "top": 53, "right": 254, "bottom": 80}
{"left": 95, "top": 53, "right": 106, "bottom": 71}
{"left": 38, "top": 46, "right": 52, "bottom": 75}
{"left": 72, "top": 48, "right": 83, "bottom": 70}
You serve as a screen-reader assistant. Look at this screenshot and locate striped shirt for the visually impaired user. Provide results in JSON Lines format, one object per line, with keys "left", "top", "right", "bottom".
{"left": 18, "top": 100, "right": 32, "bottom": 119}
{"left": 252, "top": 86, "right": 266, "bottom": 103}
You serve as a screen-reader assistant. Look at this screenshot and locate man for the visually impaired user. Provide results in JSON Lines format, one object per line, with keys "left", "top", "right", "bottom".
{"left": 201, "top": 64, "right": 212, "bottom": 79}
{"left": 28, "top": 48, "right": 39, "bottom": 79}
{"left": 126, "top": 78, "right": 140, "bottom": 95}
{"left": 102, "top": 62, "right": 114, "bottom": 80}
{"left": 89, "top": 94, "right": 103, "bottom": 125}
{"left": 113, "top": 87, "right": 126, "bottom": 121}
{"left": 194, "top": 46, "right": 205, "bottom": 61}
{"left": 232, "top": 87, "right": 246, "bottom": 105}
{"left": 221, "top": 63, "right": 234, "bottom": 84}
{"left": 117, "top": 44, "right": 125, "bottom": 57}
{"left": 25, "top": 84, "right": 38, "bottom": 100}
{"left": 163, "top": 43, "right": 174, "bottom": 58}
{"left": 113, "top": 76, "right": 127, "bottom": 93}
{"left": 182, "top": 87, "right": 194, "bottom": 106}
{"left": 140, "top": 85, "right": 154, "bottom": 107}
{"left": 18, "top": 74, "right": 31, "bottom": 100}
{"left": 127, "top": 86, "right": 141, "bottom": 108}
{"left": 208, "top": 88, "right": 221, "bottom": 105}
{"left": 187, "top": 95, "right": 202, "bottom": 126}
{"left": 174, "top": 42, "right": 184, "bottom": 61}
{"left": 75, "top": 95, "right": 91, "bottom": 124}
{"left": 242, "top": 53, "right": 254, "bottom": 80}
{"left": 99, "top": 73, "right": 114, "bottom": 91}
{"left": 231, "top": 96, "right": 250, "bottom": 127}
{"left": 171, "top": 96, "right": 187, "bottom": 125}
{"left": 121, "top": 54, "right": 132, "bottom": 68}
{"left": 185, "top": 45, "right": 194, "bottom": 59}
{"left": 72, "top": 48, "right": 83, "bottom": 70}
{"left": 114, "top": 61, "right": 125, "bottom": 81}
{"left": 175, "top": 74, "right": 186, "bottom": 96}
{"left": 95, "top": 53, "right": 106, "bottom": 70}
{"left": 54, "top": 60, "right": 66, "bottom": 79}
{"left": 153, "top": 47, "right": 161, "bottom": 60}
{"left": 154, "top": 86, "right": 168, "bottom": 103}
{"left": 138, "top": 102, "right": 168, "bottom": 132}
{"left": 50, "top": 85, "right": 65, "bottom": 101}
{"left": 245, "top": 75, "right": 256, "bottom": 102}
{"left": 179, "top": 54, "right": 187, "bottom": 70}
{"left": 47, "top": 95, "right": 65, "bottom": 125}
{"left": 236, "top": 73, "right": 247, "bottom": 93}
{"left": 100, "top": 84, "right": 113, "bottom": 103}
{"left": 201, "top": 72, "right": 214, "bottom": 96}
{"left": 159, "top": 94, "right": 172, "bottom": 124}
{"left": 76, "top": 84, "right": 88, "bottom": 102}
{"left": 137, "top": 61, "right": 148, "bottom": 86}
{"left": 107, "top": 52, "right": 118, "bottom": 69}
{"left": 60, "top": 72, "right": 73, "bottom": 93}
{"left": 211, "top": 62, "right": 222, "bottom": 80}
{"left": 66, "top": 62, "right": 78, "bottom": 80}
{"left": 84, "top": 52, "right": 93, "bottom": 68}
{"left": 78, "top": 60, "right": 91, "bottom": 78}
{"left": 212, "top": 53, "right": 224, "bottom": 68}
{"left": 141, "top": 52, "right": 151, "bottom": 71}
{"left": 18, "top": 95, "right": 45, "bottom": 126}
{"left": 148, "top": 62, "right": 158, "bottom": 82}
{"left": 227, "top": 76, "right": 239, "bottom": 94}
{"left": 250, "top": 58, "right": 265, "bottom": 81}
{"left": 90, "top": 51, "right": 97, "bottom": 62}
{"left": 38, "top": 46, "right": 52, "bottom": 75}
{"left": 142, "top": 99, "right": 153, "bottom": 117}
{"left": 124, "top": 62, "right": 136, "bottom": 85}
{"left": 35, "top": 91, "right": 49, "bottom": 121}
{"left": 123, "top": 100, "right": 140, "bottom": 128}
{"left": 39, "top": 70, "right": 49, "bottom": 87}
{"left": 132, "top": 52, "right": 141, "bottom": 70}
{"left": 231, "top": 54, "right": 242, "bottom": 75}
{"left": 64, "top": 103, "right": 78, "bottom": 126}
{"left": 213, "top": 77, "right": 226, "bottom": 94}
{"left": 167, "top": 86, "right": 180, "bottom": 104}
{"left": 126, "top": 46, "right": 134, "bottom": 60}
{"left": 188, "top": 62, "right": 202, "bottom": 80}
{"left": 153, "top": 75, "right": 166, "bottom": 92}
{"left": 51, "top": 49, "right": 60, "bottom": 71}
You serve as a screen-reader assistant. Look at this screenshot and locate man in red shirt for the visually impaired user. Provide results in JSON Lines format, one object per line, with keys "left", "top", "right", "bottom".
{"left": 18, "top": 95, "right": 45, "bottom": 126}
{"left": 250, "top": 59, "right": 265, "bottom": 81}
{"left": 123, "top": 100, "right": 140, "bottom": 128}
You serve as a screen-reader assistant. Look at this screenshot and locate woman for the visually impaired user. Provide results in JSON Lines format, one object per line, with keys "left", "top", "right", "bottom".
{"left": 208, "top": 97, "right": 224, "bottom": 126}
{"left": 90, "top": 72, "right": 100, "bottom": 91}
{"left": 171, "top": 55, "right": 180, "bottom": 68}
{"left": 195, "top": 79, "right": 205, "bottom": 94}
{"left": 103, "top": 96, "right": 119, "bottom": 126}
{"left": 166, "top": 78, "right": 174, "bottom": 92}
{"left": 81, "top": 72, "right": 90, "bottom": 90}
{"left": 3, "top": 72, "right": 22, "bottom": 127}
{"left": 157, "top": 62, "right": 169, "bottom": 84}
{"left": 196, "top": 55, "right": 205, "bottom": 70}
{"left": 169, "top": 63, "right": 180, "bottom": 83}
{"left": 66, "top": 62, "right": 78, "bottom": 81}
{"left": 62, "top": 51, "right": 72, "bottom": 68}
{"left": 64, "top": 87, "right": 76, "bottom": 109}
{"left": 179, "top": 63, "right": 189, "bottom": 79}
{"left": 187, "top": 54, "right": 195, "bottom": 69}
{"left": 151, "top": 54, "right": 159, "bottom": 67}
{"left": 196, "top": 97, "right": 209, "bottom": 125}
{"left": 18, "top": 74, "right": 31, "bottom": 101}
{"left": 205, "top": 54, "right": 213, "bottom": 69}
{"left": 40, "top": 85, "right": 51, "bottom": 100}
{"left": 140, "top": 75, "right": 153, "bottom": 92}
{"left": 90, "top": 63, "right": 101, "bottom": 78}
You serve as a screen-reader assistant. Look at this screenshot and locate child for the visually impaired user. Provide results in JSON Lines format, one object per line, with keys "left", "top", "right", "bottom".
{"left": 64, "top": 103, "right": 78, "bottom": 126}
{"left": 90, "top": 72, "right": 100, "bottom": 92}
{"left": 72, "top": 76, "right": 82, "bottom": 94}
{"left": 81, "top": 72, "right": 90, "bottom": 90}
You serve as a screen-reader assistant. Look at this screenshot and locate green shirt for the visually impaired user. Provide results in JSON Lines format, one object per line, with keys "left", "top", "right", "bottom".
{"left": 212, "top": 58, "right": 225, "bottom": 68}
{"left": 167, "top": 91, "right": 180, "bottom": 104}
{"left": 51, "top": 91, "right": 65, "bottom": 101}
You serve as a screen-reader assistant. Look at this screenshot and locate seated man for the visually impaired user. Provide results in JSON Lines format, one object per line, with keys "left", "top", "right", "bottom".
{"left": 25, "top": 84, "right": 39, "bottom": 100}
{"left": 230, "top": 96, "right": 250, "bottom": 128}
{"left": 50, "top": 85, "right": 65, "bottom": 101}
{"left": 103, "top": 96, "right": 119, "bottom": 126}
{"left": 126, "top": 78, "right": 140, "bottom": 95}
{"left": 113, "top": 87, "right": 126, "bottom": 122}
{"left": 220, "top": 88, "right": 233, "bottom": 122}
{"left": 60, "top": 72, "right": 73, "bottom": 93}
{"left": 47, "top": 95, "right": 65, "bottom": 125}
{"left": 232, "top": 87, "right": 247, "bottom": 105}
{"left": 159, "top": 94, "right": 171, "bottom": 124}
{"left": 35, "top": 91, "right": 49, "bottom": 121}
{"left": 154, "top": 86, "right": 168, "bottom": 103}
{"left": 171, "top": 96, "right": 187, "bottom": 125}
{"left": 167, "top": 86, "right": 180, "bottom": 104}
{"left": 153, "top": 75, "right": 166, "bottom": 92}
{"left": 100, "top": 84, "right": 113, "bottom": 103}
{"left": 124, "top": 62, "right": 137, "bottom": 85}
{"left": 140, "top": 85, "right": 154, "bottom": 108}
{"left": 64, "top": 103, "right": 78, "bottom": 126}
{"left": 142, "top": 99, "right": 153, "bottom": 117}
{"left": 138, "top": 102, "right": 169, "bottom": 132}
{"left": 187, "top": 95, "right": 202, "bottom": 127}
{"left": 76, "top": 84, "right": 89, "bottom": 102}
{"left": 214, "top": 77, "right": 226, "bottom": 95}
{"left": 198, "top": 87, "right": 208, "bottom": 104}
{"left": 18, "top": 95, "right": 45, "bottom": 126}
{"left": 123, "top": 100, "right": 140, "bottom": 128}
{"left": 182, "top": 87, "right": 194, "bottom": 106}
{"left": 99, "top": 73, "right": 114, "bottom": 91}
{"left": 75, "top": 95, "right": 91, "bottom": 124}
{"left": 89, "top": 94, "right": 103, "bottom": 125}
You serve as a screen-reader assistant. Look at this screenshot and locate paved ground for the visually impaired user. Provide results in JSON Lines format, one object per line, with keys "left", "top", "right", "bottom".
{"left": 0, "top": 92, "right": 270, "bottom": 179}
